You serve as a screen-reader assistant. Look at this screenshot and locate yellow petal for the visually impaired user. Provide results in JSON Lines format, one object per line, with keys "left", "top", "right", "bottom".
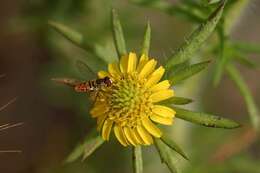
{"left": 152, "top": 105, "right": 176, "bottom": 118}
{"left": 150, "top": 89, "right": 174, "bottom": 103}
{"left": 124, "top": 127, "right": 137, "bottom": 146}
{"left": 133, "top": 128, "right": 144, "bottom": 145}
{"left": 114, "top": 125, "right": 128, "bottom": 147}
{"left": 137, "top": 54, "right": 149, "bottom": 72}
{"left": 98, "top": 71, "right": 109, "bottom": 79}
{"left": 141, "top": 117, "right": 162, "bottom": 138}
{"left": 137, "top": 125, "right": 153, "bottom": 145}
{"left": 150, "top": 80, "right": 170, "bottom": 93}
{"left": 90, "top": 104, "right": 109, "bottom": 118}
{"left": 97, "top": 115, "right": 107, "bottom": 131}
{"left": 145, "top": 66, "right": 165, "bottom": 88}
{"left": 120, "top": 55, "right": 128, "bottom": 73}
{"left": 102, "top": 119, "right": 113, "bottom": 140}
{"left": 138, "top": 59, "right": 157, "bottom": 79}
{"left": 108, "top": 63, "right": 121, "bottom": 78}
{"left": 127, "top": 52, "right": 137, "bottom": 73}
{"left": 150, "top": 114, "right": 173, "bottom": 125}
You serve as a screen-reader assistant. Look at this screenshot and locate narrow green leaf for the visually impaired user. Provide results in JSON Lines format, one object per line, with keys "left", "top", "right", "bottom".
{"left": 173, "top": 106, "right": 241, "bottom": 129}
{"left": 233, "top": 41, "right": 260, "bottom": 54}
{"left": 161, "top": 135, "right": 189, "bottom": 160}
{"left": 131, "top": 0, "right": 205, "bottom": 23}
{"left": 48, "top": 21, "right": 107, "bottom": 70}
{"left": 48, "top": 21, "right": 93, "bottom": 52}
{"left": 166, "top": 61, "right": 190, "bottom": 79}
{"left": 111, "top": 9, "right": 127, "bottom": 58}
{"left": 141, "top": 22, "right": 151, "bottom": 56}
{"left": 206, "top": 0, "right": 222, "bottom": 5}
{"left": 169, "top": 60, "right": 211, "bottom": 84}
{"left": 234, "top": 54, "right": 258, "bottom": 69}
{"left": 226, "top": 64, "right": 260, "bottom": 130}
{"left": 213, "top": 23, "right": 228, "bottom": 86}
{"left": 165, "top": 1, "right": 225, "bottom": 68}
{"left": 155, "top": 138, "right": 178, "bottom": 173}
{"left": 160, "top": 97, "right": 193, "bottom": 105}
{"left": 132, "top": 146, "right": 143, "bottom": 173}
{"left": 65, "top": 128, "right": 104, "bottom": 163}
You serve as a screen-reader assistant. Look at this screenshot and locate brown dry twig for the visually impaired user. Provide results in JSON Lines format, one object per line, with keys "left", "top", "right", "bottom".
{"left": 210, "top": 127, "right": 257, "bottom": 163}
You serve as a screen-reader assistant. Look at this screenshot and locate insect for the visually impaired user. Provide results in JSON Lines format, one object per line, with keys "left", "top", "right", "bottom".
{"left": 52, "top": 76, "right": 113, "bottom": 93}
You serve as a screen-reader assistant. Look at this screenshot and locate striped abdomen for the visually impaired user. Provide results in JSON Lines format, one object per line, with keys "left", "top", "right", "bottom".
{"left": 74, "top": 80, "right": 98, "bottom": 92}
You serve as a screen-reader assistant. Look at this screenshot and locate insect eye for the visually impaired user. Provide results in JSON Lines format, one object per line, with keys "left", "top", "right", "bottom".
{"left": 104, "top": 77, "right": 112, "bottom": 85}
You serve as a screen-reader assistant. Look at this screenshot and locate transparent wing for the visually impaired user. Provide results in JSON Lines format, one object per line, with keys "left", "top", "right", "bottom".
{"left": 76, "top": 60, "right": 95, "bottom": 78}
{"left": 52, "top": 78, "right": 81, "bottom": 87}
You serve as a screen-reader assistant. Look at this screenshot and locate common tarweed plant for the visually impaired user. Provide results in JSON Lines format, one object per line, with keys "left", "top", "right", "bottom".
{"left": 50, "top": 1, "right": 244, "bottom": 172}
{"left": 131, "top": 0, "right": 260, "bottom": 131}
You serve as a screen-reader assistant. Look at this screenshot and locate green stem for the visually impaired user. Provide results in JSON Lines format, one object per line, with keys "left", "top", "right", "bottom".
{"left": 225, "top": 0, "right": 250, "bottom": 34}
{"left": 226, "top": 64, "right": 260, "bottom": 130}
{"left": 132, "top": 146, "right": 143, "bottom": 173}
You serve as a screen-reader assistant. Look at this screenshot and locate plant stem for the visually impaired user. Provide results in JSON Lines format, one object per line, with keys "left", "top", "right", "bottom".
{"left": 226, "top": 64, "right": 260, "bottom": 130}
{"left": 132, "top": 146, "right": 143, "bottom": 173}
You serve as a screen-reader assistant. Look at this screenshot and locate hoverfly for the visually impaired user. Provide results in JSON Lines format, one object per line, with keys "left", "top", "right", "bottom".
{"left": 52, "top": 76, "right": 112, "bottom": 93}
{"left": 53, "top": 58, "right": 113, "bottom": 93}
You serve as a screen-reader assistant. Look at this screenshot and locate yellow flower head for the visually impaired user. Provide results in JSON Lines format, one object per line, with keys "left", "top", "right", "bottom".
{"left": 90, "top": 52, "right": 176, "bottom": 146}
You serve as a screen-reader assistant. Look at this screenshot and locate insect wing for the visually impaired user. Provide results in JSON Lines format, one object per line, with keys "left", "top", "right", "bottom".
{"left": 76, "top": 60, "right": 95, "bottom": 78}
{"left": 52, "top": 78, "right": 81, "bottom": 87}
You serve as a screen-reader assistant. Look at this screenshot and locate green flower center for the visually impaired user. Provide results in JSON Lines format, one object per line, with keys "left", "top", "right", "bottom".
{"left": 103, "top": 73, "right": 153, "bottom": 128}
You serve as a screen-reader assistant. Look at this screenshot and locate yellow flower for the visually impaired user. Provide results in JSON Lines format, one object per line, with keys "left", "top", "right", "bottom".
{"left": 90, "top": 52, "right": 176, "bottom": 146}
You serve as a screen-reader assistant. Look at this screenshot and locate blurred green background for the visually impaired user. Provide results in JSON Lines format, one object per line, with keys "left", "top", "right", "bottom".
{"left": 0, "top": 0, "right": 260, "bottom": 173}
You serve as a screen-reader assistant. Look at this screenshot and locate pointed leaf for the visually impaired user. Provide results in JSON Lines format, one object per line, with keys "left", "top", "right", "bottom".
{"left": 141, "top": 22, "right": 151, "bottom": 56}
{"left": 160, "top": 97, "right": 193, "bottom": 105}
{"left": 165, "top": 1, "right": 225, "bottom": 69}
{"left": 48, "top": 21, "right": 93, "bottom": 51}
{"left": 155, "top": 138, "right": 178, "bottom": 173}
{"left": 206, "top": 0, "right": 222, "bottom": 5}
{"left": 48, "top": 21, "right": 107, "bottom": 70}
{"left": 234, "top": 54, "right": 258, "bottom": 69}
{"left": 166, "top": 60, "right": 190, "bottom": 79}
{"left": 132, "top": 146, "right": 143, "bottom": 173}
{"left": 169, "top": 60, "right": 211, "bottom": 84}
{"left": 161, "top": 135, "right": 189, "bottom": 160}
{"left": 65, "top": 128, "right": 104, "bottom": 163}
{"left": 213, "top": 24, "right": 228, "bottom": 86}
{"left": 226, "top": 64, "right": 260, "bottom": 130}
{"left": 173, "top": 106, "right": 241, "bottom": 129}
{"left": 233, "top": 41, "right": 260, "bottom": 54}
{"left": 131, "top": 0, "right": 205, "bottom": 23}
{"left": 111, "top": 9, "right": 127, "bottom": 58}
